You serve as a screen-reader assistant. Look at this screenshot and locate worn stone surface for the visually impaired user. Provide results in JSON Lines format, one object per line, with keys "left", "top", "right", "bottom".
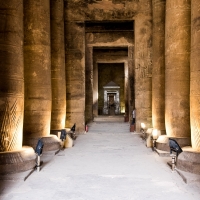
{"left": 23, "top": 0, "right": 52, "bottom": 145}
{"left": 156, "top": 135, "right": 191, "bottom": 152}
{"left": 128, "top": 46, "right": 135, "bottom": 121}
{"left": 65, "top": 21, "right": 85, "bottom": 133}
{"left": 134, "top": 2, "right": 153, "bottom": 132}
{"left": 190, "top": 0, "right": 200, "bottom": 151}
{"left": 65, "top": 0, "right": 139, "bottom": 21}
{"left": 0, "top": 146, "right": 36, "bottom": 174}
{"left": 65, "top": 0, "right": 153, "bottom": 133}
{"left": 165, "top": 0, "right": 191, "bottom": 137}
{"left": 0, "top": 0, "right": 24, "bottom": 152}
{"left": 177, "top": 147, "right": 200, "bottom": 175}
{"left": 50, "top": 0, "right": 66, "bottom": 130}
{"left": 152, "top": 0, "right": 165, "bottom": 132}
{"left": 85, "top": 46, "right": 93, "bottom": 123}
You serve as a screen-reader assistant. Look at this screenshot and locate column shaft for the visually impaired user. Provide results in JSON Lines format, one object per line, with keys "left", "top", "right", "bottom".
{"left": 93, "top": 61, "right": 98, "bottom": 117}
{"left": 152, "top": 0, "right": 165, "bottom": 131}
{"left": 135, "top": 11, "right": 153, "bottom": 131}
{"left": 0, "top": 0, "right": 24, "bottom": 152}
{"left": 165, "top": 0, "right": 191, "bottom": 137}
{"left": 23, "top": 0, "right": 52, "bottom": 145}
{"left": 128, "top": 46, "right": 134, "bottom": 122}
{"left": 50, "top": 0, "right": 66, "bottom": 130}
{"left": 85, "top": 46, "right": 93, "bottom": 123}
{"left": 64, "top": 21, "right": 85, "bottom": 133}
{"left": 190, "top": 0, "right": 200, "bottom": 150}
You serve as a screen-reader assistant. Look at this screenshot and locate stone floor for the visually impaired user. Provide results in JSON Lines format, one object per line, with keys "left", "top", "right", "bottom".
{"left": 1, "top": 122, "right": 200, "bottom": 200}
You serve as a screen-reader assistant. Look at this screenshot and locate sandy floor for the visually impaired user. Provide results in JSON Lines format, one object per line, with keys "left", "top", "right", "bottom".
{"left": 1, "top": 122, "right": 200, "bottom": 200}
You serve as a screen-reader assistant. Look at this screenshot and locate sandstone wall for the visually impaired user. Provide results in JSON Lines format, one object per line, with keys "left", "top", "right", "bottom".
{"left": 65, "top": 0, "right": 152, "bottom": 131}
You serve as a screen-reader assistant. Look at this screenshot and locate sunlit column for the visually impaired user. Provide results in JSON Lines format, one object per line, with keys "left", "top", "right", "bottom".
{"left": 165, "top": 0, "right": 191, "bottom": 137}
{"left": 50, "top": 0, "right": 66, "bottom": 131}
{"left": 23, "top": 0, "right": 52, "bottom": 146}
{"left": 190, "top": 0, "right": 200, "bottom": 151}
{"left": 0, "top": 0, "right": 24, "bottom": 152}
{"left": 152, "top": 0, "right": 165, "bottom": 132}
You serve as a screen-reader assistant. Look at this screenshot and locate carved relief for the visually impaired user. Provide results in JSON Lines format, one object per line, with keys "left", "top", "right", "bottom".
{"left": 192, "top": 118, "right": 200, "bottom": 150}
{"left": 136, "top": 43, "right": 152, "bottom": 78}
{"left": 0, "top": 99, "right": 21, "bottom": 152}
{"left": 66, "top": 0, "right": 139, "bottom": 21}
{"left": 135, "top": 18, "right": 153, "bottom": 78}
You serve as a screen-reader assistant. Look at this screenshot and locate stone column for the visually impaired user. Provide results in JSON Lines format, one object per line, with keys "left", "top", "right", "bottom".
{"left": 0, "top": 0, "right": 23, "bottom": 152}
{"left": 50, "top": 0, "right": 66, "bottom": 132}
{"left": 168, "top": 0, "right": 200, "bottom": 176}
{"left": 190, "top": 0, "right": 200, "bottom": 151}
{"left": 93, "top": 61, "right": 98, "bottom": 117}
{"left": 0, "top": 0, "right": 35, "bottom": 174}
{"left": 165, "top": 0, "right": 191, "bottom": 138}
{"left": 128, "top": 46, "right": 134, "bottom": 123}
{"left": 23, "top": 0, "right": 60, "bottom": 150}
{"left": 115, "top": 90, "right": 120, "bottom": 114}
{"left": 85, "top": 46, "right": 93, "bottom": 123}
{"left": 152, "top": 0, "right": 165, "bottom": 133}
{"left": 65, "top": 21, "right": 85, "bottom": 133}
{"left": 135, "top": 12, "right": 153, "bottom": 132}
{"left": 103, "top": 89, "right": 108, "bottom": 115}
{"left": 124, "top": 62, "right": 128, "bottom": 117}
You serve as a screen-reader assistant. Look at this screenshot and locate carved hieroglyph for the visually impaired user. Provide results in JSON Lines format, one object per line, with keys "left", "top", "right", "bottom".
{"left": 0, "top": 0, "right": 24, "bottom": 152}
{"left": 134, "top": 10, "right": 153, "bottom": 131}
{"left": 0, "top": 100, "right": 21, "bottom": 152}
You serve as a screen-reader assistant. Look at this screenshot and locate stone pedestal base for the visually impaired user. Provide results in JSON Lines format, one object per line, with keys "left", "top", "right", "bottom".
{"left": 64, "top": 135, "right": 73, "bottom": 148}
{"left": 50, "top": 129, "right": 61, "bottom": 136}
{"left": 24, "top": 135, "right": 61, "bottom": 152}
{"left": 146, "top": 128, "right": 153, "bottom": 148}
{"left": 124, "top": 116, "right": 129, "bottom": 122}
{"left": 156, "top": 135, "right": 191, "bottom": 152}
{"left": 156, "top": 135, "right": 170, "bottom": 152}
{"left": 130, "top": 124, "right": 135, "bottom": 132}
{"left": 0, "top": 146, "right": 36, "bottom": 175}
{"left": 177, "top": 147, "right": 200, "bottom": 175}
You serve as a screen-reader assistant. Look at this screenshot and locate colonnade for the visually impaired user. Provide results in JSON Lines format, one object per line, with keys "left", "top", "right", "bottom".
{"left": 152, "top": 0, "right": 199, "bottom": 147}
{"left": 0, "top": 0, "right": 200, "bottom": 175}
{"left": 0, "top": 0, "right": 67, "bottom": 173}
{"left": 151, "top": 0, "right": 200, "bottom": 174}
{"left": 0, "top": 0, "right": 24, "bottom": 152}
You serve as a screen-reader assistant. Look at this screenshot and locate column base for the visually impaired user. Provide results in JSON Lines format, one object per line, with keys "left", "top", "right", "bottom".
{"left": 23, "top": 135, "right": 61, "bottom": 152}
{"left": 177, "top": 147, "right": 200, "bottom": 175}
{"left": 50, "top": 129, "right": 61, "bottom": 135}
{"left": 0, "top": 146, "right": 36, "bottom": 175}
{"left": 156, "top": 135, "right": 191, "bottom": 152}
{"left": 130, "top": 124, "right": 135, "bottom": 132}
